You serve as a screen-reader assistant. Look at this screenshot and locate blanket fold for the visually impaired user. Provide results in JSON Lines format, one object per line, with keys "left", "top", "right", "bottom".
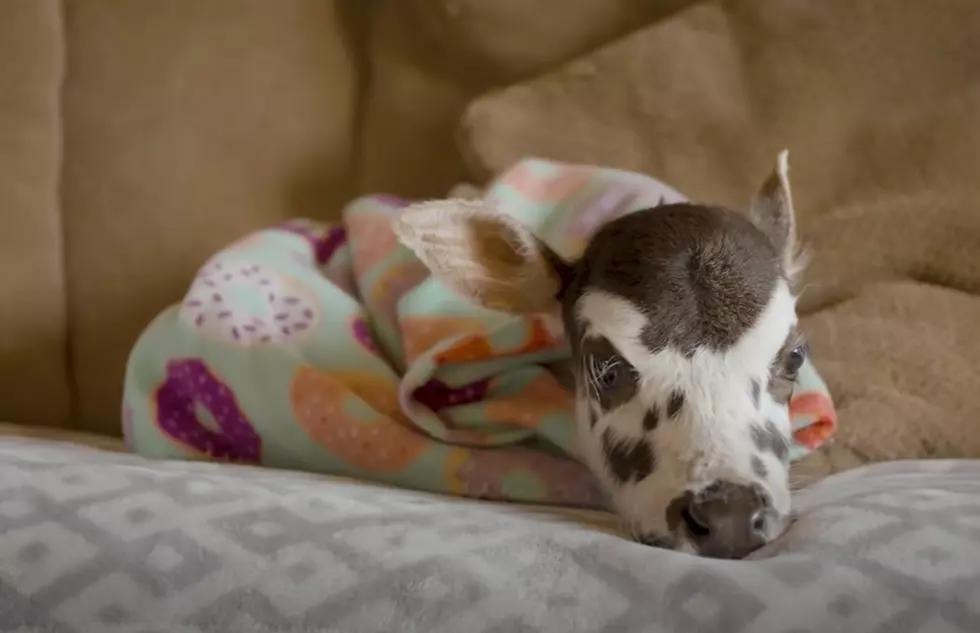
{"left": 124, "top": 159, "right": 836, "bottom": 507}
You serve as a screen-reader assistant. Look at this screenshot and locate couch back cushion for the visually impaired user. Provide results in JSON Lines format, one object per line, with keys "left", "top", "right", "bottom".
{"left": 0, "top": 0, "right": 70, "bottom": 429}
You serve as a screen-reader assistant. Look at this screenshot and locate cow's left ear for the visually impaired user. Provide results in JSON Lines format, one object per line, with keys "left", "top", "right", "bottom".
{"left": 393, "top": 198, "right": 571, "bottom": 314}
{"left": 749, "top": 150, "right": 805, "bottom": 281}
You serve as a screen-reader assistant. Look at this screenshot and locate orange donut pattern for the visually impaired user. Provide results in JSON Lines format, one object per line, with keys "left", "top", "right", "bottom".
{"left": 483, "top": 373, "right": 574, "bottom": 429}
{"left": 401, "top": 315, "right": 488, "bottom": 364}
{"left": 290, "top": 366, "right": 426, "bottom": 471}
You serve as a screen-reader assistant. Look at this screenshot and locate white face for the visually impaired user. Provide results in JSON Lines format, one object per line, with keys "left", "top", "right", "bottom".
{"left": 568, "top": 283, "right": 801, "bottom": 558}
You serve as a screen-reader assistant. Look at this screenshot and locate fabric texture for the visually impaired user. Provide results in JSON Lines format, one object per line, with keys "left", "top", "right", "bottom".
{"left": 60, "top": 0, "right": 360, "bottom": 436}
{"left": 0, "top": 0, "right": 70, "bottom": 429}
{"left": 2, "top": 437, "right": 980, "bottom": 632}
{"left": 123, "top": 159, "right": 835, "bottom": 507}
{"left": 459, "top": 0, "right": 980, "bottom": 482}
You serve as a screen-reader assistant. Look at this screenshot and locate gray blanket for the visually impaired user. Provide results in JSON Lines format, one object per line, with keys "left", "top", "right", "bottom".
{"left": 1, "top": 437, "right": 978, "bottom": 632}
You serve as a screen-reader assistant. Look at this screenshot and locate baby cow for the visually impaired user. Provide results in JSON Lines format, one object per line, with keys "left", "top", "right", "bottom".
{"left": 395, "top": 152, "right": 807, "bottom": 559}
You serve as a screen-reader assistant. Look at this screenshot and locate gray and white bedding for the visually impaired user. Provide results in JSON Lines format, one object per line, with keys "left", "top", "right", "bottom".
{"left": 1, "top": 437, "right": 978, "bottom": 633}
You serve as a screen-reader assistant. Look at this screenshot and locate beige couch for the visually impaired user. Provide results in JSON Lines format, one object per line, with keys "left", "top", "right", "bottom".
{"left": 7, "top": 1, "right": 980, "bottom": 485}
{"left": 1, "top": 0, "right": 679, "bottom": 442}
{"left": 5, "top": 3, "right": 980, "bottom": 631}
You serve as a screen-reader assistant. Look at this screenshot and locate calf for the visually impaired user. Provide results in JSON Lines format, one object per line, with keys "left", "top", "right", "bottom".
{"left": 395, "top": 152, "right": 807, "bottom": 559}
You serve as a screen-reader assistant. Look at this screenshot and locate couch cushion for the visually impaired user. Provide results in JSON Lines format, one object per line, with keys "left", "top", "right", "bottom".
{"left": 355, "top": 0, "right": 692, "bottom": 199}
{"left": 0, "top": 0, "right": 70, "bottom": 429}
{"left": 459, "top": 0, "right": 980, "bottom": 479}
{"left": 404, "top": 0, "right": 695, "bottom": 81}
{"left": 1, "top": 437, "right": 978, "bottom": 632}
{"left": 61, "top": 0, "right": 359, "bottom": 435}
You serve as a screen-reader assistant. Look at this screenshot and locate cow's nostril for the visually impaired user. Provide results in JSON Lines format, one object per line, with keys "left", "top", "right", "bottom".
{"left": 681, "top": 506, "right": 711, "bottom": 537}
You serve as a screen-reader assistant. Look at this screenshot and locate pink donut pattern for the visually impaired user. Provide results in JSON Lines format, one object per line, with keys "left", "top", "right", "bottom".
{"left": 368, "top": 260, "right": 430, "bottom": 339}
{"left": 154, "top": 358, "right": 261, "bottom": 463}
{"left": 179, "top": 260, "right": 320, "bottom": 346}
{"left": 567, "top": 185, "right": 642, "bottom": 242}
{"left": 348, "top": 211, "right": 403, "bottom": 277}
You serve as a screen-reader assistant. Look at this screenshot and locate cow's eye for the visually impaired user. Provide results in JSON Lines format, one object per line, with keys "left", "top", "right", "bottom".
{"left": 599, "top": 364, "right": 621, "bottom": 388}
{"left": 786, "top": 344, "right": 807, "bottom": 375}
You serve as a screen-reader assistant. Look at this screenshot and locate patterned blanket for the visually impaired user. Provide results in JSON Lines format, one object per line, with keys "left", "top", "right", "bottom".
{"left": 123, "top": 159, "right": 837, "bottom": 507}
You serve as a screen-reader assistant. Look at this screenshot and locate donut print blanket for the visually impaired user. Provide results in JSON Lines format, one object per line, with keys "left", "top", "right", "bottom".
{"left": 123, "top": 158, "right": 837, "bottom": 508}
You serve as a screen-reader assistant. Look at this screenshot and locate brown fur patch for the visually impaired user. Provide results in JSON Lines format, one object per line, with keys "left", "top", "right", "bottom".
{"left": 601, "top": 429, "right": 656, "bottom": 484}
{"left": 579, "top": 336, "right": 639, "bottom": 412}
{"left": 564, "top": 204, "right": 782, "bottom": 357}
{"left": 752, "top": 420, "right": 790, "bottom": 462}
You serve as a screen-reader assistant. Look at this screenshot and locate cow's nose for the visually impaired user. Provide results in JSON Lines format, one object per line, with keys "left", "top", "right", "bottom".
{"left": 681, "top": 481, "right": 773, "bottom": 559}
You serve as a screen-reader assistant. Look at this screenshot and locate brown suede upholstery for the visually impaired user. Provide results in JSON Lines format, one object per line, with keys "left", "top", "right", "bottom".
{"left": 0, "top": 0, "right": 70, "bottom": 429}
{"left": 4, "top": 0, "right": 978, "bottom": 474}
{"left": 61, "top": 1, "right": 362, "bottom": 434}
{"left": 0, "top": 0, "right": 653, "bottom": 436}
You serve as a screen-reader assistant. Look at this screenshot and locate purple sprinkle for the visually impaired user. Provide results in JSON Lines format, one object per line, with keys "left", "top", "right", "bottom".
{"left": 294, "top": 322, "right": 308, "bottom": 331}
{"left": 284, "top": 297, "right": 299, "bottom": 305}
{"left": 259, "top": 279, "right": 270, "bottom": 286}
{"left": 212, "top": 293, "right": 222, "bottom": 303}
{"left": 185, "top": 299, "right": 202, "bottom": 308}
{"left": 302, "top": 309, "right": 314, "bottom": 319}
{"left": 281, "top": 326, "right": 291, "bottom": 336}
{"left": 251, "top": 264, "right": 260, "bottom": 272}
{"left": 195, "top": 314, "right": 205, "bottom": 327}
{"left": 275, "top": 313, "right": 289, "bottom": 321}
{"left": 260, "top": 335, "right": 270, "bottom": 343}
{"left": 204, "top": 280, "right": 216, "bottom": 288}
{"left": 224, "top": 273, "right": 232, "bottom": 281}
{"left": 217, "top": 311, "right": 232, "bottom": 319}
{"left": 268, "top": 293, "right": 275, "bottom": 302}
{"left": 232, "top": 327, "right": 240, "bottom": 340}
{"left": 244, "top": 325, "right": 256, "bottom": 332}
{"left": 215, "top": 263, "right": 223, "bottom": 271}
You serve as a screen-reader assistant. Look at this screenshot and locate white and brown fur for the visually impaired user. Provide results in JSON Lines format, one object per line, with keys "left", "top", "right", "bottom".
{"left": 395, "top": 152, "right": 808, "bottom": 559}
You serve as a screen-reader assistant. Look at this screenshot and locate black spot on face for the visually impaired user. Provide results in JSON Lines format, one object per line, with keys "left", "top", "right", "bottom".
{"left": 566, "top": 204, "right": 781, "bottom": 357}
{"left": 752, "top": 420, "right": 790, "bottom": 462}
{"left": 751, "top": 454, "right": 769, "bottom": 479}
{"left": 601, "top": 429, "right": 656, "bottom": 484}
{"left": 667, "top": 390, "right": 685, "bottom": 418}
{"left": 579, "top": 336, "right": 639, "bottom": 413}
{"left": 750, "top": 380, "right": 761, "bottom": 408}
{"left": 768, "top": 330, "right": 807, "bottom": 404}
{"left": 643, "top": 405, "right": 659, "bottom": 431}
